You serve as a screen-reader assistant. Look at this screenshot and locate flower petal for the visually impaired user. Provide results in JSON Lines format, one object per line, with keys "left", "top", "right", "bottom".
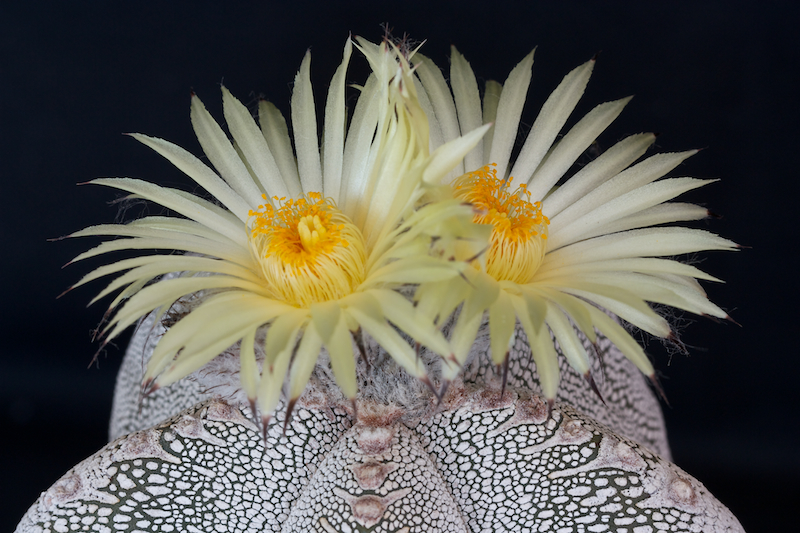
{"left": 510, "top": 293, "right": 559, "bottom": 399}
{"left": 87, "top": 178, "right": 246, "bottom": 246}
{"left": 488, "top": 290, "right": 517, "bottom": 365}
{"left": 482, "top": 80, "right": 503, "bottom": 164}
{"left": 535, "top": 257, "right": 722, "bottom": 283}
{"left": 322, "top": 38, "right": 353, "bottom": 203}
{"left": 287, "top": 321, "right": 324, "bottom": 401}
{"left": 372, "top": 289, "right": 452, "bottom": 358}
{"left": 414, "top": 53, "right": 462, "bottom": 172}
{"left": 544, "top": 300, "right": 591, "bottom": 375}
{"left": 222, "top": 87, "right": 292, "bottom": 202}
{"left": 525, "top": 96, "right": 631, "bottom": 200}
{"left": 490, "top": 50, "right": 535, "bottom": 183}
{"left": 291, "top": 50, "right": 323, "bottom": 194}
{"left": 549, "top": 150, "right": 697, "bottom": 234}
{"left": 508, "top": 58, "right": 594, "bottom": 190}
{"left": 585, "top": 305, "right": 654, "bottom": 376}
{"left": 343, "top": 292, "right": 425, "bottom": 379}
{"left": 549, "top": 177, "right": 717, "bottom": 249}
{"left": 449, "top": 46, "right": 484, "bottom": 171}
{"left": 543, "top": 227, "right": 738, "bottom": 269}
{"left": 258, "top": 101, "right": 302, "bottom": 198}
{"left": 190, "top": 94, "right": 264, "bottom": 203}
{"left": 542, "top": 132, "right": 656, "bottom": 217}
{"left": 130, "top": 134, "right": 252, "bottom": 219}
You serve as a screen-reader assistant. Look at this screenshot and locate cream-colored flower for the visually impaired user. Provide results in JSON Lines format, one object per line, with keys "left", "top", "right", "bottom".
{"left": 413, "top": 48, "right": 738, "bottom": 402}
{"left": 65, "top": 38, "right": 489, "bottom": 429}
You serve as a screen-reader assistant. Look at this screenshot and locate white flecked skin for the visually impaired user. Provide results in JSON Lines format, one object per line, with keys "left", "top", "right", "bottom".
{"left": 18, "top": 393, "right": 742, "bottom": 532}
{"left": 16, "top": 311, "right": 745, "bottom": 532}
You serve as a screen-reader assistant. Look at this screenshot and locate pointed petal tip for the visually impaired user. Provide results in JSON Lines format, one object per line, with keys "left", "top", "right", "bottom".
{"left": 591, "top": 51, "right": 601, "bottom": 62}
{"left": 141, "top": 377, "right": 159, "bottom": 397}
{"left": 247, "top": 398, "right": 260, "bottom": 429}
{"left": 48, "top": 233, "right": 71, "bottom": 243}
{"left": 584, "top": 372, "right": 606, "bottom": 406}
{"left": 56, "top": 286, "right": 73, "bottom": 299}
{"left": 283, "top": 398, "right": 298, "bottom": 436}
{"left": 648, "top": 374, "right": 670, "bottom": 407}
{"left": 350, "top": 397, "right": 358, "bottom": 422}
{"left": 438, "top": 379, "right": 451, "bottom": 405}
{"left": 546, "top": 398, "right": 554, "bottom": 422}
{"left": 725, "top": 314, "right": 742, "bottom": 327}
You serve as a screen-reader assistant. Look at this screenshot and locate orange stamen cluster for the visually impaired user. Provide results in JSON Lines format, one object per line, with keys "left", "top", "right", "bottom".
{"left": 248, "top": 192, "right": 366, "bottom": 307}
{"left": 454, "top": 164, "right": 549, "bottom": 283}
{"left": 249, "top": 192, "right": 349, "bottom": 268}
{"left": 454, "top": 164, "right": 549, "bottom": 242}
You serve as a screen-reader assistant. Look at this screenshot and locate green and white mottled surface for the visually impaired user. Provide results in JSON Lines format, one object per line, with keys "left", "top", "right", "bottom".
{"left": 16, "top": 314, "right": 744, "bottom": 532}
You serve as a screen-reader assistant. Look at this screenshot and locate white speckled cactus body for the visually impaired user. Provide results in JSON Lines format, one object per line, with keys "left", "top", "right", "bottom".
{"left": 17, "top": 313, "right": 744, "bottom": 532}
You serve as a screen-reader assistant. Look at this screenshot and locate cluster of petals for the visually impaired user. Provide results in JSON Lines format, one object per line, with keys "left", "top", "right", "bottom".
{"left": 66, "top": 38, "right": 488, "bottom": 429}
{"left": 65, "top": 37, "right": 736, "bottom": 425}
{"left": 411, "top": 47, "right": 737, "bottom": 399}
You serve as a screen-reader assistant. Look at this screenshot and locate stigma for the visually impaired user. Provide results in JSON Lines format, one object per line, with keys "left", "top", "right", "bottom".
{"left": 249, "top": 192, "right": 366, "bottom": 307}
{"left": 453, "top": 164, "right": 549, "bottom": 284}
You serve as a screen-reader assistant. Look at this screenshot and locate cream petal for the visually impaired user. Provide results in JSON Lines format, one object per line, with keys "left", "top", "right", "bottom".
{"left": 258, "top": 101, "right": 302, "bottom": 198}
{"left": 584, "top": 305, "right": 654, "bottom": 376}
{"left": 339, "top": 75, "right": 381, "bottom": 219}
{"left": 449, "top": 46, "right": 484, "bottom": 171}
{"left": 238, "top": 328, "right": 259, "bottom": 402}
{"left": 131, "top": 134, "right": 252, "bottom": 219}
{"left": 549, "top": 177, "right": 716, "bottom": 249}
{"left": 88, "top": 177, "right": 246, "bottom": 246}
{"left": 549, "top": 150, "right": 697, "bottom": 233}
{"left": 554, "top": 281, "right": 671, "bottom": 338}
{"left": 414, "top": 52, "right": 464, "bottom": 179}
{"left": 482, "top": 80, "right": 503, "bottom": 164}
{"left": 490, "top": 50, "right": 535, "bottom": 182}
{"left": 525, "top": 96, "right": 631, "bottom": 200}
{"left": 508, "top": 58, "right": 594, "bottom": 190}
{"left": 372, "top": 289, "right": 452, "bottom": 358}
{"left": 535, "top": 257, "right": 722, "bottom": 283}
{"left": 570, "top": 202, "right": 711, "bottom": 242}
{"left": 544, "top": 227, "right": 738, "bottom": 271}
{"left": 321, "top": 38, "right": 353, "bottom": 203}
{"left": 70, "top": 234, "right": 251, "bottom": 269}
{"left": 222, "top": 87, "right": 291, "bottom": 202}
{"left": 542, "top": 132, "right": 656, "bottom": 217}
{"left": 291, "top": 51, "right": 323, "bottom": 194}
{"left": 287, "top": 322, "right": 324, "bottom": 400}
{"left": 190, "top": 94, "right": 264, "bottom": 203}
{"left": 544, "top": 300, "right": 591, "bottom": 375}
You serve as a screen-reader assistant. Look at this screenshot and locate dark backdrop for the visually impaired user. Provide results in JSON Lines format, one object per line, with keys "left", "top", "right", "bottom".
{"left": 2, "top": 2, "right": 797, "bottom": 531}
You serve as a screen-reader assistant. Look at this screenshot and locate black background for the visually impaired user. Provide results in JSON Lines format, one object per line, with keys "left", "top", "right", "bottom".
{"left": 2, "top": 2, "right": 797, "bottom": 531}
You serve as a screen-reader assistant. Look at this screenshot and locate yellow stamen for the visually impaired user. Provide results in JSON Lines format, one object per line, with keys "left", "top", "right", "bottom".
{"left": 453, "top": 164, "right": 549, "bottom": 284}
{"left": 248, "top": 192, "right": 366, "bottom": 307}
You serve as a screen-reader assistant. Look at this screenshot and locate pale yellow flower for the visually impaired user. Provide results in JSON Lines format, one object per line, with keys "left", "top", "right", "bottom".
{"left": 65, "top": 38, "right": 489, "bottom": 428}
{"left": 413, "top": 48, "right": 738, "bottom": 402}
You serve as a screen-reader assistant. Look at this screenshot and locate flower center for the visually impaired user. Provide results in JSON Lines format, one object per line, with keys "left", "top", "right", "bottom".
{"left": 453, "top": 164, "right": 549, "bottom": 284}
{"left": 249, "top": 192, "right": 366, "bottom": 307}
